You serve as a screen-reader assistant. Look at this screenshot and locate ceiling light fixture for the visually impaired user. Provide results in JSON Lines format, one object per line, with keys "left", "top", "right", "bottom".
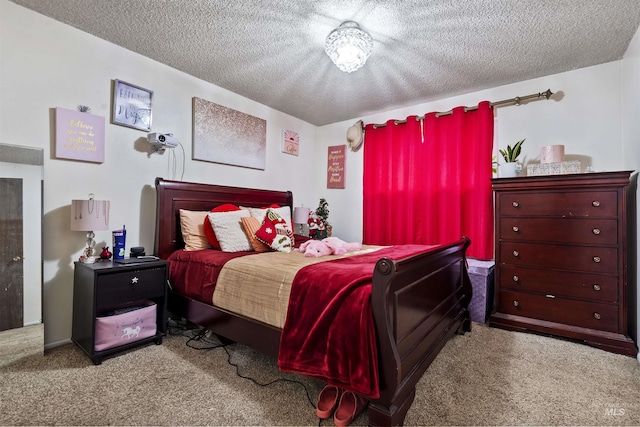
{"left": 325, "top": 21, "right": 373, "bottom": 73}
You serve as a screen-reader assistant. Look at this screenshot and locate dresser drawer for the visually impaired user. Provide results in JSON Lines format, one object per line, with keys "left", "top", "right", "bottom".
{"left": 499, "top": 191, "right": 617, "bottom": 217}
{"left": 96, "top": 267, "right": 166, "bottom": 309}
{"left": 500, "top": 242, "right": 617, "bottom": 274}
{"left": 499, "top": 218, "right": 617, "bottom": 245}
{"left": 499, "top": 266, "right": 618, "bottom": 303}
{"left": 498, "top": 290, "right": 618, "bottom": 332}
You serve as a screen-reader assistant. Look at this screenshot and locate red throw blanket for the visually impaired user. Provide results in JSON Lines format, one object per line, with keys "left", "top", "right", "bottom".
{"left": 277, "top": 245, "right": 433, "bottom": 399}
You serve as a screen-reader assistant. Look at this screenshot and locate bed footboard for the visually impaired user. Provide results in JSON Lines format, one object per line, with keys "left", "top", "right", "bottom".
{"left": 368, "top": 237, "right": 472, "bottom": 426}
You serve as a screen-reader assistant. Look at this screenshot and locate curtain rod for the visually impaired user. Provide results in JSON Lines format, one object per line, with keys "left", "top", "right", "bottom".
{"left": 370, "top": 89, "right": 553, "bottom": 128}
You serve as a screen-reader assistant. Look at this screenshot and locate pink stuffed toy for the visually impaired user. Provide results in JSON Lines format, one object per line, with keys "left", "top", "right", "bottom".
{"left": 299, "top": 240, "right": 333, "bottom": 258}
{"left": 322, "top": 237, "right": 362, "bottom": 255}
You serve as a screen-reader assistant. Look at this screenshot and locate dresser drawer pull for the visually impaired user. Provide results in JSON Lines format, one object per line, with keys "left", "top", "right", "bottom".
{"left": 592, "top": 228, "right": 601, "bottom": 235}
{"left": 512, "top": 275, "right": 519, "bottom": 282}
{"left": 512, "top": 226, "right": 519, "bottom": 232}
{"left": 593, "top": 284, "right": 601, "bottom": 291}
{"left": 513, "top": 300, "right": 519, "bottom": 307}
{"left": 593, "top": 312, "right": 601, "bottom": 320}
{"left": 545, "top": 294, "right": 556, "bottom": 298}
{"left": 513, "top": 250, "right": 519, "bottom": 257}
{"left": 131, "top": 276, "right": 139, "bottom": 285}
{"left": 592, "top": 201, "right": 600, "bottom": 207}
{"left": 593, "top": 256, "right": 601, "bottom": 263}
{"left": 512, "top": 201, "right": 519, "bottom": 208}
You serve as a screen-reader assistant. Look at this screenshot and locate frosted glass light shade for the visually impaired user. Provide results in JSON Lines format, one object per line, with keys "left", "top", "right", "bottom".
{"left": 325, "top": 21, "right": 373, "bottom": 73}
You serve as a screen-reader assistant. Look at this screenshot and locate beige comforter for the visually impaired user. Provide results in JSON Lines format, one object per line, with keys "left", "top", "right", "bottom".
{"left": 213, "top": 247, "right": 382, "bottom": 328}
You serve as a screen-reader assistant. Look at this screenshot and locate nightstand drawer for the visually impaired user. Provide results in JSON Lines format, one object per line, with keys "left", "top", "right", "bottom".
{"left": 499, "top": 266, "right": 618, "bottom": 303}
{"left": 499, "top": 191, "right": 617, "bottom": 217}
{"left": 500, "top": 242, "right": 618, "bottom": 274}
{"left": 96, "top": 267, "right": 166, "bottom": 309}
{"left": 499, "top": 218, "right": 617, "bottom": 245}
{"left": 499, "top": 290, "right": 618, "bottom": 332}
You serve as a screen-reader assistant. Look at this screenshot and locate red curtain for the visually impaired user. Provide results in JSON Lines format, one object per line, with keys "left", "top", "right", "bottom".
{"left": 363, "top": 101, "right": 494, "bottom": 260}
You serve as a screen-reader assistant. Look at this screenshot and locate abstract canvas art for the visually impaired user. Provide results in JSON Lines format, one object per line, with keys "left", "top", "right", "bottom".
{"left": 192, "top": 97, "right": 266, "bottom": 170}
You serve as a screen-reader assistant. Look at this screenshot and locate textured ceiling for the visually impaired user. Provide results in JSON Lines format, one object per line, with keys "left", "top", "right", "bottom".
{"left": 9, "top": 0, "right": 640, "bottom": 126}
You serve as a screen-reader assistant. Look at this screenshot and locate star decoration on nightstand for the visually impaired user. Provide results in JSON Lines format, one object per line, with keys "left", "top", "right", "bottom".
{"left": 131, "top": 277, "right": 139, "bottom": 284}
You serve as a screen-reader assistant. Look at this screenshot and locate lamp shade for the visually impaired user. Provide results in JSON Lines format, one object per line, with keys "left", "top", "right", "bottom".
{"left": 293, "top": 207, "right": 311, "bottom": 224}
{"left": 71, "top": 199, "right": 110, "bottom": 231}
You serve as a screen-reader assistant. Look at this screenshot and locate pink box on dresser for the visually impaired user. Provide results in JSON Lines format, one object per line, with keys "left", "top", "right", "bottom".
{"left": 94, "top": 301, "right": 157, "bottom": 351}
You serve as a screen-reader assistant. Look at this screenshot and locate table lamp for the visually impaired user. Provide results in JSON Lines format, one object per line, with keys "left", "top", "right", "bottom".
{"left": 293, "top": 206, "right": 311, "bottom": 235}
{"left": 71, "top": 194, "right": 110, "bottom": 263}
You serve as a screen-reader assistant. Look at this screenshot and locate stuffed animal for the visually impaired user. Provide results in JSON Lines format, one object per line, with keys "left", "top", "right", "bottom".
{"left": 299, "top": 237, "right": 363, "bottom": 257}
{"left": 299, "top": 240, "right": 333, "bottom": 258}
{"left": 322, "top": 237, "right": 362, "bottom": 255}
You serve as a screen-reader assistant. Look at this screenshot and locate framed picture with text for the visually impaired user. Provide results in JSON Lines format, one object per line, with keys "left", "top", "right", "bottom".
{"left": 327, "top": 145, "right": 346, "bottom": 189}
{"left": 111, "top": 79, "right": 153, "bottom": 131}
{"left": 282, "top": 129, "right": 299, "bottom": 156}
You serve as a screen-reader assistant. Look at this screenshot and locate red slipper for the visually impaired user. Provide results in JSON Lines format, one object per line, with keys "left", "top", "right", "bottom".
{"left": 316, "top": 385, "right": 342, "bottom": 419}
{"left": 333, "top": 391, "right": 367, "bottom": 427}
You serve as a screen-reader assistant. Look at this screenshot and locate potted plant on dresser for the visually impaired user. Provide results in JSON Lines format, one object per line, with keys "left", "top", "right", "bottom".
{"left": 498, "top": 138, "right": 525, "bottom": 177}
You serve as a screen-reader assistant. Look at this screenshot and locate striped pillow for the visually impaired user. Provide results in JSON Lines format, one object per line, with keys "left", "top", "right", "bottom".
{"left": 240, "top": 216, "right": 271, "bottom": 252}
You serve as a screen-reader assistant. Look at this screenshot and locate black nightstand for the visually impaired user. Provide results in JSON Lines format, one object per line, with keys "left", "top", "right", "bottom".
{"left": 71, "top": 259, "right": 168, "bottom": 364}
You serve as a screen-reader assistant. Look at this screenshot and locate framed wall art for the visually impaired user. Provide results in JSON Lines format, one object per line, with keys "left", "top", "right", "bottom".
{"left": 111, "top": 79, "right": 153, "bottom": 131}
{"left": 55, "top": 107, "right": 105, "bottom": 163}
{"left": 282, "top": 129, "right": 299, "bottom": 156}
{"left": 192, "top": 97, "right": 266, "bottom": 170}
{"left": 327, "top": 145, "right": 346, "bottom": 189}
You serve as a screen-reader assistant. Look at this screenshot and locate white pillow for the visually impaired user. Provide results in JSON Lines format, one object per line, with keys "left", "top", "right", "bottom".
{"left": 207, "top": 210, "right": 252, "bottom": 252}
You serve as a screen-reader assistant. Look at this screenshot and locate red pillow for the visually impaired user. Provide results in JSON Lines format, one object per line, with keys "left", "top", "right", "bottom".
{"left": 203, "top": 204, "right": 241, "bottom": 250}
{"left": 255, "top": 209, "right": 294, "bottom": 253}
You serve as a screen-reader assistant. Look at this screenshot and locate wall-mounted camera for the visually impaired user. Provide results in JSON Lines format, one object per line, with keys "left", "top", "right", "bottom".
{"left": 147, "top": 132, "right": 179, "bottom": 153}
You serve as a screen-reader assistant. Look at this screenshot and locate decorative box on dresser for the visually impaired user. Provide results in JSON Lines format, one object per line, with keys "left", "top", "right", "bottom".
{"left": 490, "top": 171, "right": 637, "bottom": 356}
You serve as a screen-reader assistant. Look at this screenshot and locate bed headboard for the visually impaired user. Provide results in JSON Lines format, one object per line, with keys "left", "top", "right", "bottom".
{"left": 154, "top": 177, "right": 294, "bottom": 259}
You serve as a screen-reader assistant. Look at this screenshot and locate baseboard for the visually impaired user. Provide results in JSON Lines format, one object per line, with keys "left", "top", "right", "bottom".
{"left": 44, "top": 338, "right": 72, "bottom": 351}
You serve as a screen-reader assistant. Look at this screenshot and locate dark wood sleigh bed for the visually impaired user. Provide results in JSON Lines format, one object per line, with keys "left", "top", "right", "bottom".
{"left": 154, "top": 177, "right": 473, "bottom": 426}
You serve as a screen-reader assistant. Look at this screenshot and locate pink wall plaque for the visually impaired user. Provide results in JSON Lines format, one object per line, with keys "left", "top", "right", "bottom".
{"left": 55, "top": 107, "right": 105, "bottom": 163}
{"left": 327, "top": 145, "right": 346, "bottom": 189}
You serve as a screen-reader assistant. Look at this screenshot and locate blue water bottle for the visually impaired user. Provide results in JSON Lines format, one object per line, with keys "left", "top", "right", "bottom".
{"left": 112, "top": 225, "right": 126, "bottom": 260}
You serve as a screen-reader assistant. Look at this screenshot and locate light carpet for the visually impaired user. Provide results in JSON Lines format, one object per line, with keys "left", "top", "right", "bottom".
{"left": 1, "top": 323, "right": 639, "bottom": 426}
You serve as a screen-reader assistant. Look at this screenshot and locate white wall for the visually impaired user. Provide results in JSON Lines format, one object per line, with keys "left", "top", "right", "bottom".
{"left": 622, "top": 25, "right": 640, "bottom": 356}
{"left": 1, "top": 1, "right": 318, "bottom": 347}
{"left": 317, "top": 61, "right": 627, "bottom": 243}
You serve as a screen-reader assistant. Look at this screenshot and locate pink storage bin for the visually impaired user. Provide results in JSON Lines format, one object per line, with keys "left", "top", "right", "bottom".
{"left": 94, "top": 301, "right": 157, "bottom": 351}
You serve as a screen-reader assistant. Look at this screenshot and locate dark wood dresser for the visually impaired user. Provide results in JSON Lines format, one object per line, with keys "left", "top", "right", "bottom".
{"left": 490, "top": 171, "right": 637, "bottom": 356}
